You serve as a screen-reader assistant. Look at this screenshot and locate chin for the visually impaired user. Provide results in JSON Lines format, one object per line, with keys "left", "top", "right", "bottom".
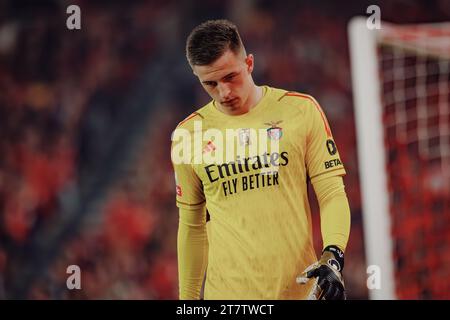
{"left": 230, "top": 104, "right": 242, "bottom": 111}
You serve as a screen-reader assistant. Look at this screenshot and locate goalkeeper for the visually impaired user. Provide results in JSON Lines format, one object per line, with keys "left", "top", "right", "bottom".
{"left": 171, "top": 19, "right": 351, "bottom": 300}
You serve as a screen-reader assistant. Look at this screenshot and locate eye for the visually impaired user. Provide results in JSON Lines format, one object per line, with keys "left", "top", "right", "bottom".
{"left": 225, "top": 74, "right": 236, "bottom": 81}
{"left": 204, "top": 81, "right": 217, "bottom": 87}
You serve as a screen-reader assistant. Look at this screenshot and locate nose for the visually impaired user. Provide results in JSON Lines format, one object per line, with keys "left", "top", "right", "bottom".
{"left": 218, "top": 82, "right": 231, "bottom": 100}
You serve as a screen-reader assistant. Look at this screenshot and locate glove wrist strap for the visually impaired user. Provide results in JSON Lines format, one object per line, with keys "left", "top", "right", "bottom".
{"left": 323, "top": 245, "right": 344, "bottom": 271}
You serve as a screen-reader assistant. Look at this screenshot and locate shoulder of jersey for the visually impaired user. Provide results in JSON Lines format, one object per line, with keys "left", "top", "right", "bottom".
{"left": 273, "top": 88, "right": 318, "bottom": 111}
{"left": 175, "top": 111, "right": 202, "bottom": 129}
{"left": 174, "top": 103, "right": 212, "bottom": 131}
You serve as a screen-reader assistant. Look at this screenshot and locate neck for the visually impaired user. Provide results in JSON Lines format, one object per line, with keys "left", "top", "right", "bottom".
{"left": 219, "top": 84, "right": 263, "bottom": 116}
{"left": 246, "top": 84, "right": 263, "bottom": 112}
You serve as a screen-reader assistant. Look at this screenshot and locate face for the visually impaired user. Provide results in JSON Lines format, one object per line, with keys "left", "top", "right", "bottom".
{"left": 192, "top": 49, "right": 255, "bottom": 115}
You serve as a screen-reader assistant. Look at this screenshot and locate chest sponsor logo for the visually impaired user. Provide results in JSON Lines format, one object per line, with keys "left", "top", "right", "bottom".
{"left": 204, "top": 151, "right": 289, "bottom": 197}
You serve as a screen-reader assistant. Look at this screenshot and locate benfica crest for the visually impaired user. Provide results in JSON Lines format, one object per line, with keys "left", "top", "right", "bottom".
{"left": 265, "top": 120, "right": 283, "bottom": 140}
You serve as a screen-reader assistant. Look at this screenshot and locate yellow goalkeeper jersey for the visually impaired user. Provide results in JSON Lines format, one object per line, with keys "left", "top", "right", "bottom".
{"left": 171, "top": 86, "right": 346, "bottom": 299}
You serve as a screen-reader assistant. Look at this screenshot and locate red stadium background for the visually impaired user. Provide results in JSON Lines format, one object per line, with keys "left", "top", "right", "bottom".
{"left": 0, "top": 0, "right": 448, "bottom": 299}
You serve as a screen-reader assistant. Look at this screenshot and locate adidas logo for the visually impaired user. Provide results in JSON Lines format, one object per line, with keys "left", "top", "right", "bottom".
{"left": 202, "top": 141, "right": 216, "bottom": 154}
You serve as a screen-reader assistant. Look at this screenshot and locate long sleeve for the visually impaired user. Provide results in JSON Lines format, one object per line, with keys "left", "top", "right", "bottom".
{"left": 312, "top": 175, "right": 351, "bottom": 252}
{"left": 177, "top": 206, "right": 208, "bottom": 299}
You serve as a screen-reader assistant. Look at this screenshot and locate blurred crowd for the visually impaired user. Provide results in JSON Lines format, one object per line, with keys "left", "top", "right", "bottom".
{"left": 0, "top": 0, "right": 448, "bottom": 299}
{"left": 0, "top": 0, "right": 172, "bottom": 298}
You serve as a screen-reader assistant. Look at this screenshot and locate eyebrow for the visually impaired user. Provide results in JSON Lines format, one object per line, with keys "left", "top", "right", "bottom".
{"left": 202, "top": 71, "right": 239, "bottom": 84}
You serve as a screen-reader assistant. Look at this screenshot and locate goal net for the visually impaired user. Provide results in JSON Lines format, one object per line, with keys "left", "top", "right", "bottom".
{"left": 349, "top": 18, "right": 450, "bottom": 299}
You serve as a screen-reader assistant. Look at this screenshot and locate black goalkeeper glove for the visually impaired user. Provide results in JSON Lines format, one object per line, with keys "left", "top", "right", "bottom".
{"left": 296, "top": 245, "right": 346, "bottom": 300}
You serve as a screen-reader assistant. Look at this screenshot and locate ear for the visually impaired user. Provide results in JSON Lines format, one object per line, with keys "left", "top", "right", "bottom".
{"left": 245, "top": 54, "right": 254, "bottom": 73}
{"left": 192, "top": 65, "right": 198, "bottom": 76}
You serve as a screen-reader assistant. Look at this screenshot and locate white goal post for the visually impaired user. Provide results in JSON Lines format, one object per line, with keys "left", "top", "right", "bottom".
{"left": 348, "top": 17, "right": 396, "bottom": 300}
